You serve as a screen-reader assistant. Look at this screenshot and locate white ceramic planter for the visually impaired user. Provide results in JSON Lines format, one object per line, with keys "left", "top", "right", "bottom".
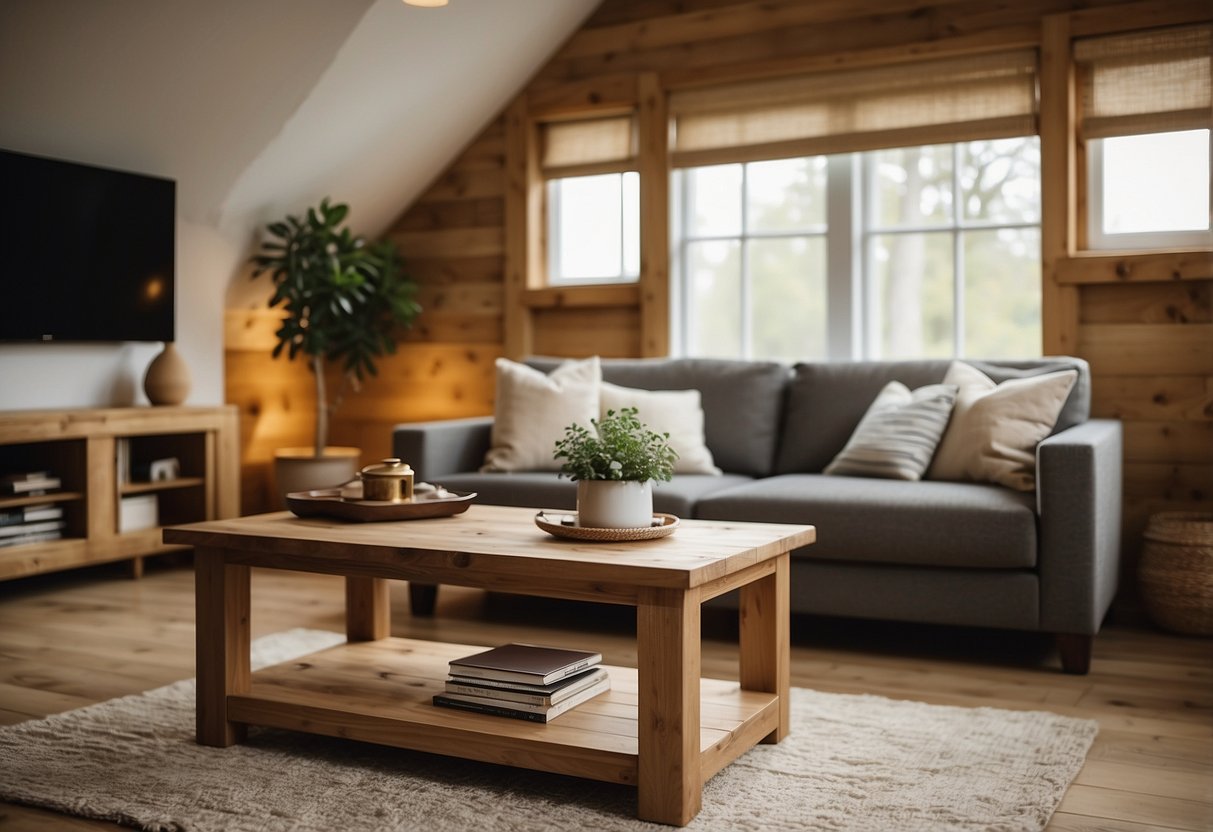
{"left": 577, "top": 480, "right": 653, "bottom": 529}
{"left": 273, "top": 446, "right": 361, "bottom": 508}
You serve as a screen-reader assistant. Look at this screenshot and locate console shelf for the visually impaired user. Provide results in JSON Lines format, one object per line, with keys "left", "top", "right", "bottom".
{"left": 0, "top": 406, "right": 239, "bottom": 580}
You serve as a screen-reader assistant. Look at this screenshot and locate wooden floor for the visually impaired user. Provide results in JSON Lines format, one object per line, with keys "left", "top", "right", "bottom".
{"left": 0, "top": 558, "right": 1209, "bottom": 831}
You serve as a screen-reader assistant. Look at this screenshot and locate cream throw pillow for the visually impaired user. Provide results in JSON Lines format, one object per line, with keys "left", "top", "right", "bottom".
{"left": 927, "top": 361, "right": 1078, "bottom": 491}
{"left": 481, "top": 357, "right": 601, "bottom": 472}
{"left": 600, "top": 383, "right": 721, "bottom": 475}
{"left": 823, "top": 382, "right": 957, "bottom": 481}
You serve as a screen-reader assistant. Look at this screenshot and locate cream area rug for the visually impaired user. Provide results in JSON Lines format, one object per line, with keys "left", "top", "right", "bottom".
{"left": 0, "top": 628, "right": 1097, "bottom": 832}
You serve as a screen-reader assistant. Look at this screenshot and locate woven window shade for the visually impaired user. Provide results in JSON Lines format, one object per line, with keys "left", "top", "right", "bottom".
{"left": 1075, "top": 24, "right": 1212, "bottom": 139}
{"left": 669, "top": 51, "right": 1038, "bottom": 167}
{"left": 540, "top": 115, "right": 637, "bottom": 178}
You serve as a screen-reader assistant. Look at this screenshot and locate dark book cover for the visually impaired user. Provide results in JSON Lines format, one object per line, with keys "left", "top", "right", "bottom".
{"left": 448, "top": 643, "right": 602, "bottom": 685}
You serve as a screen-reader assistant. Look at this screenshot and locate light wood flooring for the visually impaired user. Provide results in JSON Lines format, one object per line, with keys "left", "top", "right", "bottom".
{"left": 0, "top": 558, "right": 1209, "bottom": 831}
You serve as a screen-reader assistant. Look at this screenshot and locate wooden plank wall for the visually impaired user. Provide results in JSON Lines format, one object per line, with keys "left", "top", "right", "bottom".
{"left": 225, "top": 0, "right": 1212, "bottom": 590}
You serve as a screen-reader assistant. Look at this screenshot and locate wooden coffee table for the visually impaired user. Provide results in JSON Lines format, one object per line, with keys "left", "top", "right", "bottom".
{"left": 165, "top": 504, "right": 814, "bottom": 826}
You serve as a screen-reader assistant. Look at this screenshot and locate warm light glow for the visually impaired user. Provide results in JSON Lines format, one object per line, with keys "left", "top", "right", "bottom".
{"left": 403, "top": 0, "right": 447, "bottom": 6}
{"left": 143, "top": 275, "right": 166, "bottom": 302}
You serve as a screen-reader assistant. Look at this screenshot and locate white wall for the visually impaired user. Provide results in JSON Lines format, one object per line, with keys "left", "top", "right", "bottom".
{"left": 0, "top": 0, "right": 598, "bottom": 410}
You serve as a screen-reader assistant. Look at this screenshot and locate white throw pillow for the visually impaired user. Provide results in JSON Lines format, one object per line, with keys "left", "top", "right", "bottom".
{"left": 481, "top": 357, "right": 601, "bottom": 472}
{"left": 600, "top": 383, "right": 721, "bottom": 475}
{"left": 927, "top": 361, "right": 1078, "bottom": 491}
{"left": 824, "top": 382, "right": 958, "bottom": 481}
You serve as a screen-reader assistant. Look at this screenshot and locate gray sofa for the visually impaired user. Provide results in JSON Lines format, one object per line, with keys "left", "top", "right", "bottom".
{"left": 393, "top": 356, "right": 1122, "bottom": 674}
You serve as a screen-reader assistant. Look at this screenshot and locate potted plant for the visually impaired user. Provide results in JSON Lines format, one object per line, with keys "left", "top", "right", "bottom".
{"left": 250, "top": 198, "right": 421, "bottom": 499}
{"left": 553, "top": 407, "right": 678, "bottom": 528}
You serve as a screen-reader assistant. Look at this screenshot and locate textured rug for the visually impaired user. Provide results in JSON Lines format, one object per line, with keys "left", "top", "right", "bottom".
{"left": 0, "top": 628, "right": 1098, "bottom": 832}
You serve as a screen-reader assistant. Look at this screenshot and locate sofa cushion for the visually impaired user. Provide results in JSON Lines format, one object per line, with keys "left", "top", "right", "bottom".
{"left": 927, "top": 362, "right": 1077, "bottom": 491}
{"left": 823, "top": 382, "right": 957, "bottom": 481}
{"left": 600, "top": 383, "right": 721, "bottom": 475}
{"left": 774, "top": 358, "right": 1091, "bottom": 474}
{"left": 694, "top": 474, "right": 1038, "bottom": 569}
{"left": 434, "top": 472, "right": 753, "bottom": 518}
{"left": 529, "top": 357, "right": 789, "bottom": 477}
{"left": 482, "top": 357, "right": 599, "bottom": 473}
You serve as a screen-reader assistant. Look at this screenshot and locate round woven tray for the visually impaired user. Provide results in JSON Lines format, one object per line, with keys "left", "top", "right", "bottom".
{"left": 534, "top": 511, "right": 679, "bottom": 542}
{"left": 1139, "top": 511, "right": 1213, "bottom": 636}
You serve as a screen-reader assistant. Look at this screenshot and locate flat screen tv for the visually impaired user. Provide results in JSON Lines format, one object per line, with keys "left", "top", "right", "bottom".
{"left": 0, "top": 148, "right": 175, "bottom": 343}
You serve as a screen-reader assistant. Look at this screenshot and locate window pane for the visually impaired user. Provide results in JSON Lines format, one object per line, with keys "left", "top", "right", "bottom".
{"left": 869, "top": 232, "right": 953, "bottom": 358}
{"left": 685, "top": 164, "right": 742, "bottom": 237}
{"left": 552, "top": 174, "right": 622, "bottom": 280}
{"left": 686, "top": 240, "right": 741, "bottom": 358}
{"left": 746, "top": 157, "right": 827, "bottom": 233}
{"left": 622, "top": 171, "right": 640, "bottom": 276}
{"left": 960, "top": 137, "right": 1040, "bottom": 223}
{"left": 749, "top": 237, "right": 827, "bottom": 361}
{"left": 869, "top": 144, "right": 953, "bottom": 228}
{"left": 1101, "top": 130, "right": 1210, "bottom": 234}
{"left": 964, "top": 228, "right": 1041, "bottom": 358}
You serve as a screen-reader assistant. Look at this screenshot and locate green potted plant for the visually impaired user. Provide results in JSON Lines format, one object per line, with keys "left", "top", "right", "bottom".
{"left": 251, "top": 198, "right": 421, "bottom": 498}
{"left": 553, "top": 407, "right": 678, "bottom": 528}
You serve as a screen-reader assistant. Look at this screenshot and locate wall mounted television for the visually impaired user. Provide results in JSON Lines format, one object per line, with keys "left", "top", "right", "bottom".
{"left": 0, "top": 148, "right": 175, "bottom": 343}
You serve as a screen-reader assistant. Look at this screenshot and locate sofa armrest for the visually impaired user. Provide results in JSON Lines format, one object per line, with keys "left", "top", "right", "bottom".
{"left": 1036, "top": 419, "right": 1123, "bottom": 635}
{"left": 391, "top": 416, "right": 493, "bottom": 483}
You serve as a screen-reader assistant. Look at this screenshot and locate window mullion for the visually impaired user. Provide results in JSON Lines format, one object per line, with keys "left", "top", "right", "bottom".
{"left": 740, "top": 163, "right": 751, "bottom": 360}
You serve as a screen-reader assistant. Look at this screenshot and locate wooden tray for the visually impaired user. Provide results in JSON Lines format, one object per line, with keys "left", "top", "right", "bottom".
{"left": 534, "top": 511, "right": 679, "bottom": 542}
{"left": 286, "top": 488, "right": 476, "bottom": 522}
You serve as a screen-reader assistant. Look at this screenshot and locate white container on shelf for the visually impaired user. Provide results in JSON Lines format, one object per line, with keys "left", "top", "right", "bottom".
{"left": 119, "top": 494, "right": 158, "bottom": 533}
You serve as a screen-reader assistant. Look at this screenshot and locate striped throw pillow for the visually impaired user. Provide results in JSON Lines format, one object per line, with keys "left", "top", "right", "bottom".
{"left": 824, "top": 382, "right": 958, "bottom": 481}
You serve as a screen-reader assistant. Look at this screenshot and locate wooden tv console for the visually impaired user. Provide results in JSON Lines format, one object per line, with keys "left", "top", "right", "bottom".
{"left": 0, "top": 405, "right": 239, "bottom": 580}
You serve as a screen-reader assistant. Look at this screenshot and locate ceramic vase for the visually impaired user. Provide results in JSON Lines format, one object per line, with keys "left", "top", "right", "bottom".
{"left": 577, "top": 480, "right": 653, "bottom": 529}
{"left": 143, "top": 342, "right": 191, "bottom": 406}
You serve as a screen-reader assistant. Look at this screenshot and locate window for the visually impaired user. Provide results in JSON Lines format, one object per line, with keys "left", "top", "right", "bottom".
{"left": 1076, "top": 25, "right": 1212, "bottom": 250}
{"left": 540, "top": 115, "right": 640, "bottom": 285}
{"left": 675, "top": 137, "right": 1041, "bottom": 362}
{"left": 548, "top": 172, "right": 640, "bottom": 283}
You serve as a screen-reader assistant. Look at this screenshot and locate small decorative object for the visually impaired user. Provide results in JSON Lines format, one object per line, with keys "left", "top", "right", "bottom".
{"left": 143, "top": 342, "right": 191, "bottom": 406}
{"left": 553, "top": 407, "right": 678, "bottom": 529}
{"left": 1139, "top": 511, "right": 1213, "bottom": 636}
{"left": 356, "top": 458, "right": 414, "bottom": 503}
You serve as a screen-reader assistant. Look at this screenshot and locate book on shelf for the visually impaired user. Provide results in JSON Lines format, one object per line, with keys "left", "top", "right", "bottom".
{"left": 445, "top": 666, "right": 609, "bottom": 707}
{"left": 0, "top": 519, "right": 66, "bottom": 539}
{"left": 447, "top": 643, "right": 602, "bottom": 686}
{"left": 432, "top": 672, "right": 610, "bottom": 723}
{"left": 0, "top": 472, "right": 61, "bottom": 495}
{"left": 0, "top": 528, "right": 64, "bottom": 549}
{"left": 0, "top": 504, "right": 64, "bottom": 526}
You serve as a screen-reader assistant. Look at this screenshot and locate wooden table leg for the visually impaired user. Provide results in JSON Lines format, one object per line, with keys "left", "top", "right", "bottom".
{"left": 739, "top": 553, "right": 790, "bottom": 743}
{"left": 195, "top": 547, "right": 250, "bottom": 747}
{"left": 346, "top": 576, "right": 390, "bottom": 641}
{"left": 636, "top": 586, "right": 702, "bottom": 826}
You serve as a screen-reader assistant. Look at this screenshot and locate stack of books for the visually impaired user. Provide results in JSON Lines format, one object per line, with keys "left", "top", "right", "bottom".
{"left": 0, "top": 503, "right": 65, "bottom": 548}
{"left": 433, "top": 643, "right": 610, "bottom": 723}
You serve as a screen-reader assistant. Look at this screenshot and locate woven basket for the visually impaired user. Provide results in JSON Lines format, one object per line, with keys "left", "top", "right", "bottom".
{"left": 1139, "top": 511, "right": 1213, "bottom": 636}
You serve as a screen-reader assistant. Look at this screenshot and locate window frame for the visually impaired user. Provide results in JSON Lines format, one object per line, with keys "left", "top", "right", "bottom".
{"left": 546, "top": 171, "right": 641, "bottom": 286}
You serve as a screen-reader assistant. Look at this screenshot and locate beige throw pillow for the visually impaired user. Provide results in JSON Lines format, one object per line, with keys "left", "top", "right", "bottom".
{"left": 823, "top": 382, "right": 958, "bottom": 481}
{"left": 600, "top": 383, "right": 721, "bottom": 475}
{"left": 481, "top": 357, "right": 601, "bottom": 472}
{"left": 927, "top": 361, "right": 1078, "bottom": 491}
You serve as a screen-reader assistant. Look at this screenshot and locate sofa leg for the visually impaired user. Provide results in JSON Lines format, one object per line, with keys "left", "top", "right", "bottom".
{"left": 409, "top": 583, "right": 438, "bottom": 617}
{"left": 1055, "top": 633, "right": 1093, "bottom": 675}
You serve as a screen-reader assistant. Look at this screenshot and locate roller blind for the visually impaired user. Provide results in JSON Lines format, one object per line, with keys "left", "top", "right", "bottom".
{"left": 540, "top": 115, "right": 637, "bottom": 178}
{"left": 1074, "top": 24, "right": 1212, "bottom": 140}
{"left": 669, "top": 50, "right": 1039, "bottom": 168}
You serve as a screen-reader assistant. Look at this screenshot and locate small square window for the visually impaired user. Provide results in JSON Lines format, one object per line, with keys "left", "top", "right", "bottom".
{"left": 1088, "top": 129, "right": 1212, "bottom": 249}
{"left": 547, "top": 172, "right": 639, "bottom": 284}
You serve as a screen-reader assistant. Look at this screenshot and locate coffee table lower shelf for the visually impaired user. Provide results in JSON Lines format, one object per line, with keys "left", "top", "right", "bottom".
{"left": 228, "top": 636, "right": 780, "bottom": 787}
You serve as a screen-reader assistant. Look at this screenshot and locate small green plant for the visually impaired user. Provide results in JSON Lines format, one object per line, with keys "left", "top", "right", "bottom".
{"left": 553, "top": 407, "right": 678, "bottom": 482}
